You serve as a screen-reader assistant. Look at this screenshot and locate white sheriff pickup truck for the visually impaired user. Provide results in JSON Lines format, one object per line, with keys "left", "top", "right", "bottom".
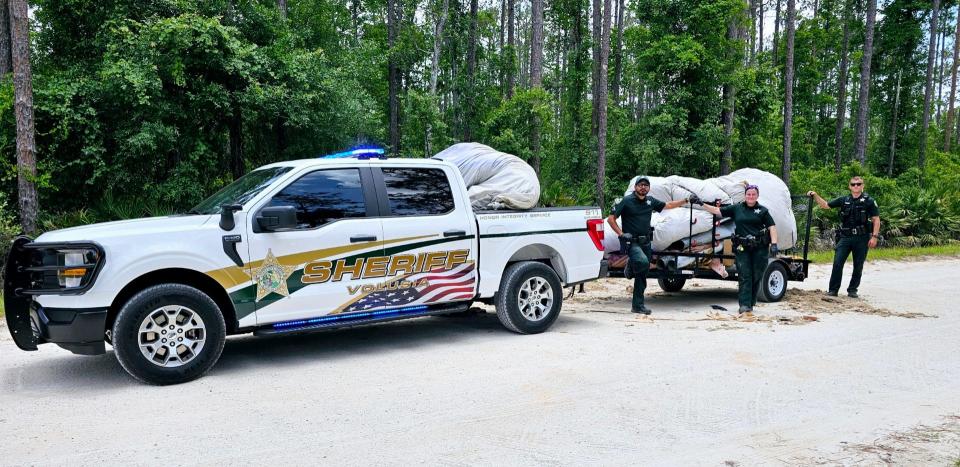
{"left": 4, "top": 149, "right": 607, "bottom": 384}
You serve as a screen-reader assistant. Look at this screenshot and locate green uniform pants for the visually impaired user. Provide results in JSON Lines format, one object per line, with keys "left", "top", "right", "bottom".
{"left": 829, "top": 234, "right": 870, "bottom": 294}
{"left": 735, "top": 247, "right": 769, "bottom": 309}
{"left": 627, "top": 242, "right": 652, "bottom": 310}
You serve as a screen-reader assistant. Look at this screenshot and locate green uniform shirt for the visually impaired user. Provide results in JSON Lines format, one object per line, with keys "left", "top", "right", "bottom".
{"left": 828, "top": 193, "right": 879, "bottom": 229}
{"left": 612, "top": 193, "right": 666, "bottom": 237}
{"left": 720, "top": 202, "right": 776, "bottom": 237}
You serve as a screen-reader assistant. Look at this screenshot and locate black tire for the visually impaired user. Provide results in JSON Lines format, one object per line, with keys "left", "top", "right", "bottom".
{"left": 657, "top": 275, "right": 686, "bottom": 292}
{"left": 495, "top": 262, "right": 563, "bottom": 334}
{"left": 112, "top": 284, "right": 226, "bottom": 385}
{"left": 758, "top": 261, "right": 789, "bottom": 303}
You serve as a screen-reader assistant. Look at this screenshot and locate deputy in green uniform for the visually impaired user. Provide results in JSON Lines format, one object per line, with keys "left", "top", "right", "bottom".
{"left": 607, "top": 177, "right": 693, "bottom": 314}
{"left": 807, "top": 176, "right": 880, "bottom": 298}
{"left": 701, "top": 185, "right": 779, "bottom": 314}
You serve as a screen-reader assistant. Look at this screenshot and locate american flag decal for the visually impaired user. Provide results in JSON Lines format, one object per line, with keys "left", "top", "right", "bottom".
{"left": 339, "top": 263, "right": 476, "bottom": 313}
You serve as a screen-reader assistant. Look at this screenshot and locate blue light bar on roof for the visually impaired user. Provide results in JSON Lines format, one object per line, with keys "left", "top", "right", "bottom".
{"left": 322, "top": 147, "right": 387, "bottom": 160}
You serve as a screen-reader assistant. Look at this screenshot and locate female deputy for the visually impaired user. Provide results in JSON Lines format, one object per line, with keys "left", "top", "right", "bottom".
{"left": 700, "top": 185, "right": 778, "bottom": 314}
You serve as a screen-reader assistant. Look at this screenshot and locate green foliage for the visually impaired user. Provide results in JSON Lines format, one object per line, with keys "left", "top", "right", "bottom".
{"left": 1, "top": 0, "right": 959, "bottom": 251}
{"left": 0, "top": 198, "right": 21, "bottom": 285}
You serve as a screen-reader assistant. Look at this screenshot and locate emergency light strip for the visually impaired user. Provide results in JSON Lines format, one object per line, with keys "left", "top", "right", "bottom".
{"left": 322, "top": 147, "right": 387, "bottom": 160}
{"left": 272, "top": 305, "right": 430, "bottom": 330}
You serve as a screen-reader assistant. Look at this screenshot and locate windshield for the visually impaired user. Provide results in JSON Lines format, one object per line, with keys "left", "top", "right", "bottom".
{"left": 190, "top": 167, "right": 293, "bottom": 215}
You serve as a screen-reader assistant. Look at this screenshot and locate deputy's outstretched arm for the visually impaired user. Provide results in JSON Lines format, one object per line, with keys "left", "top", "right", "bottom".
{"left": 663, "top": 199, "right": 689, "bottom": 210}
{"left": 807, "top": 191, "right": 830, "bottom": 209}
{"left": 607, "top": 214, "right": 623, "bottom": 237}
{"left": 768, "top": 225, "right": 778, "bottom": 245}
{"left": 700, "top": 203, "right": 722, "bottom": 217}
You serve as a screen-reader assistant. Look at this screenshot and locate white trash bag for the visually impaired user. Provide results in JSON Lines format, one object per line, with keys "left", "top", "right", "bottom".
{"left": 433, "top": 143, "right": 540, "bottom": 210}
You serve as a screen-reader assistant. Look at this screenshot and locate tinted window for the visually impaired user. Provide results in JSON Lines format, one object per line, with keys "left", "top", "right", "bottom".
{"left": 265, "top": 169, "right": 366, "bottom": 228}
{"left": 382, "top": 168, "right": 455, "bottom": 216}
{"left": 191, "top": 167, "right": 292, "bottom": 214}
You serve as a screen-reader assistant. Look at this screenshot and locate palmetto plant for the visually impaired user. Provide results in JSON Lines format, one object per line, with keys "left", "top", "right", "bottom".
{"left": 883, "top": 183, "right": 960, "bottom": 246}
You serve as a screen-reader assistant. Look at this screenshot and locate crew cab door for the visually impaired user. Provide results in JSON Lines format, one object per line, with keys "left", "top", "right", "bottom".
{"left": 368, "top": 165, "right": 478, "bottom": 307}
{"left": 246, "top": 165, "right": 385, "bottom": 325}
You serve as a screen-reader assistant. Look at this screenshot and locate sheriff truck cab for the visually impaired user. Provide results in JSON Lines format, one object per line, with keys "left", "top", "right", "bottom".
{"left": 4, "top": 150, "right": 607, "bottom": 385}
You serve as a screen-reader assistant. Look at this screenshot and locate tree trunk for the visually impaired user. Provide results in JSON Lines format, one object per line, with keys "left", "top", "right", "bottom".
{"left": 834, "top": 0, "right": 853, "bottom": 173}
{"left": 721, "top": 9, "right": 743, "bottom": 176}
{"left": 0, "top": 0, "right": 11, "bottom": 76}
{"left": 591, "top": 0, "right": 602, "bottom": 137}
{"left": 946, "top": 5, "right": 960, "bottom": 152}
{"left": 352, "top": 0, "right": 360, "bottom": 40}
{"left": 596, "top": 0, "right": 612, "bottom": 208}
{"left": 853, "top": 0, "right": 877, "bottom": 164}
{"left": 937, "top": 20, "right": 947, "bottom": 124}
{"left": 9, "top": 0, "right": 37, "bottom": 234}
{"left": 611, "top": 0, "right": 625, "bottom": 105}
{"left": 506, "top": 0, "right": 515, "bottom": 98}
{"left": 774, "top": 0, "right": 781, "bottom": 67}
{"left": 465, "top": 0, "right": 477, "bottom": 141}
{"left": 388, "top": 0, "right": 401, "bottom": 155}
{"left": 920, "top": 0, "right": 941, "bottom": 176}
{"left": 425, "top": 0, "right": 449, "bottom": 157}
{"left": 758, "top": 0, "right": 764, "bottom": 57}
{"left": 888, "top": 72, "right": 902, "bottom": 177}
{"left": 782, "top": 0, "right": 796, "bottom": 185}
{"left": 749, "top": 0, "right": 757, "bottom": 63}
{"left": 277, "top": 0, "right": 287, "bottom": 18}
{"left": 529, "top": 0, "right": 544, "bottom": 174}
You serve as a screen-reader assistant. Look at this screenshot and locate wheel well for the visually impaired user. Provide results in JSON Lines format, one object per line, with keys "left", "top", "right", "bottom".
{"left": 107, "top": 268, "right": 238, "bottom": 334}
{"left": 505, "top": 244, "right": 567, "bottom": 283}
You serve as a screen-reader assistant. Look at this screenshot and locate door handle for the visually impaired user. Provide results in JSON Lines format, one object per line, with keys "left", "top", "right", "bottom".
{"left": 443, "top": 230, "right": 467, "bottom": 237}
{"left": 350, "top": 235, "right": 378, "bottom": 243}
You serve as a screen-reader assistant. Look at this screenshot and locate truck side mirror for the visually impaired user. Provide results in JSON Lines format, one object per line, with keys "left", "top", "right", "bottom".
{"left": 219, "top": 204, "right": 243, "bottom": 231}
{"left": 256, "top": 206, "right": 298, "bottom": 231}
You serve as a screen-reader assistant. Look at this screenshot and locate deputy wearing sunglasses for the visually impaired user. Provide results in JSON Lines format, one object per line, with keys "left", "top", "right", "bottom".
{"left": 807, "top": 176, "right": 880, "bottom": 298}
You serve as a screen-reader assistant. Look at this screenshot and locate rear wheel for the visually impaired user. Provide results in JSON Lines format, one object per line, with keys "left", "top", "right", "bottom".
{"left": 495, "top": 262, "right": 563, "bottom": 334}
{"left": 112, "top": 284, "right": 226, "bottom": 385}
{"left": 759, "top": 262, "right": 788, "bottom": 302}
{"left": 657, "top": 275, "right": 686, "bottom": 292}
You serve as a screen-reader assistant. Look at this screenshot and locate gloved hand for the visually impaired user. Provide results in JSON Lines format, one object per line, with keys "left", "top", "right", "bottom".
{"left": 770, "top": 243, "right": 779, "bottom": 256}
{"left": 688, "top": 194, "right": 702, "bottom": 205}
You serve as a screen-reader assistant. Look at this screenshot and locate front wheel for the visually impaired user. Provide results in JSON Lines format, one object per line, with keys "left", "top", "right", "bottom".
{"left": 495, "top": 262, "right": 563, "bottom": 334}
{"left": 759, "top": 262, "right": 788, "bottom": 303}
{"left": 112, "top": 284, "right": 226, "bottom": 385}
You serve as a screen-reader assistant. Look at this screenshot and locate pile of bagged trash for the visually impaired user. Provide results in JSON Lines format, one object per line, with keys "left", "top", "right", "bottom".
{"left": 604, "top": 168, "right": 798, "bottom": 274}
{"left": 433, "top": 143, "right": 540, "bottom": 210}
{"left": 432, "top": 143, "right": 798, "bottom": 277}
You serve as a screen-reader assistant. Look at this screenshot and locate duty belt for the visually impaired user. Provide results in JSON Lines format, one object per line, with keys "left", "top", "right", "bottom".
{"left": 839, "top": 227, "right": 869, "bottom": 236}
{"left": 733, "top": 234, "right": 765, "bottom": 250}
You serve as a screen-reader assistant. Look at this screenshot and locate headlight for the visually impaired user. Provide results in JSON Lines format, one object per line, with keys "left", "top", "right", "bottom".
{"left": 15, "top": 242, "right": 105, "bottom": 295}
{"left": 58, "top": 249, "right": 98, "bottom": 288}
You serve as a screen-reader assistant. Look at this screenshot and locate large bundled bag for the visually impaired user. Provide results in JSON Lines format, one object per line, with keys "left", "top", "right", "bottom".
{"left": 433, "top": 143, "right": 540, "bottom": 210}
{"left": 620, "top": 168, "right": 798, "bottom": 254}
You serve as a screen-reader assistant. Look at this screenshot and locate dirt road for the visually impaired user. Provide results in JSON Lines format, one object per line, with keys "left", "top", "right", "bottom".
{"left": 2, "top": 258, "right": 958, "bottom": 465}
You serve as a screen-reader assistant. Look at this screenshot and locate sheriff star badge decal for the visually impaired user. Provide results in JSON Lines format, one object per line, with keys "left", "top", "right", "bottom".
{"left": 252, "top": 249, "right": 295, "bottom": 301}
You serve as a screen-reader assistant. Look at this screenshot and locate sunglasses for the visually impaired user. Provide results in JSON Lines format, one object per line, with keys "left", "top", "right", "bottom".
{"left": 850, "top": 182, "right": 863, "bottom": 186}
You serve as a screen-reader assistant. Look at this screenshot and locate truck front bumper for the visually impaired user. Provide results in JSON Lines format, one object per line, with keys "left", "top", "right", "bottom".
{"left": 4, "top": 236, "right": 108, "bottom": 355}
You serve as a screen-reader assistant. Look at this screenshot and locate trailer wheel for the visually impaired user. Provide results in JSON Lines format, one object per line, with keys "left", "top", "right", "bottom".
{"left": 657, "top": 275, "right": 686, "bottom": 292}
{"left": 112, "top": 284, "right": 226, "bottom": 385}
{"left": 495, "top": 262, "right": 563, "bottom": 334}
{"left": 759, "top": 262, "right": 788, "bottom": 303}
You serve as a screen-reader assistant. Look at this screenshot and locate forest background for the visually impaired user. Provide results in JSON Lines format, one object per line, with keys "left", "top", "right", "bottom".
{"left": 2, "top": 0, "right": 960, "bottom": 255}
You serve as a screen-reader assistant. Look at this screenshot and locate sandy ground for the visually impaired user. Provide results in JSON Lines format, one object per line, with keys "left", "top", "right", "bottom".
{"left": 1, "top": 258, "right": 958, "bottom": 465}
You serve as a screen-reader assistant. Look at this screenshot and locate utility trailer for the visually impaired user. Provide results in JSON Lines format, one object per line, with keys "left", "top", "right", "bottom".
{"left": 606, "top": 195, "right": 814, "bottom": 302}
